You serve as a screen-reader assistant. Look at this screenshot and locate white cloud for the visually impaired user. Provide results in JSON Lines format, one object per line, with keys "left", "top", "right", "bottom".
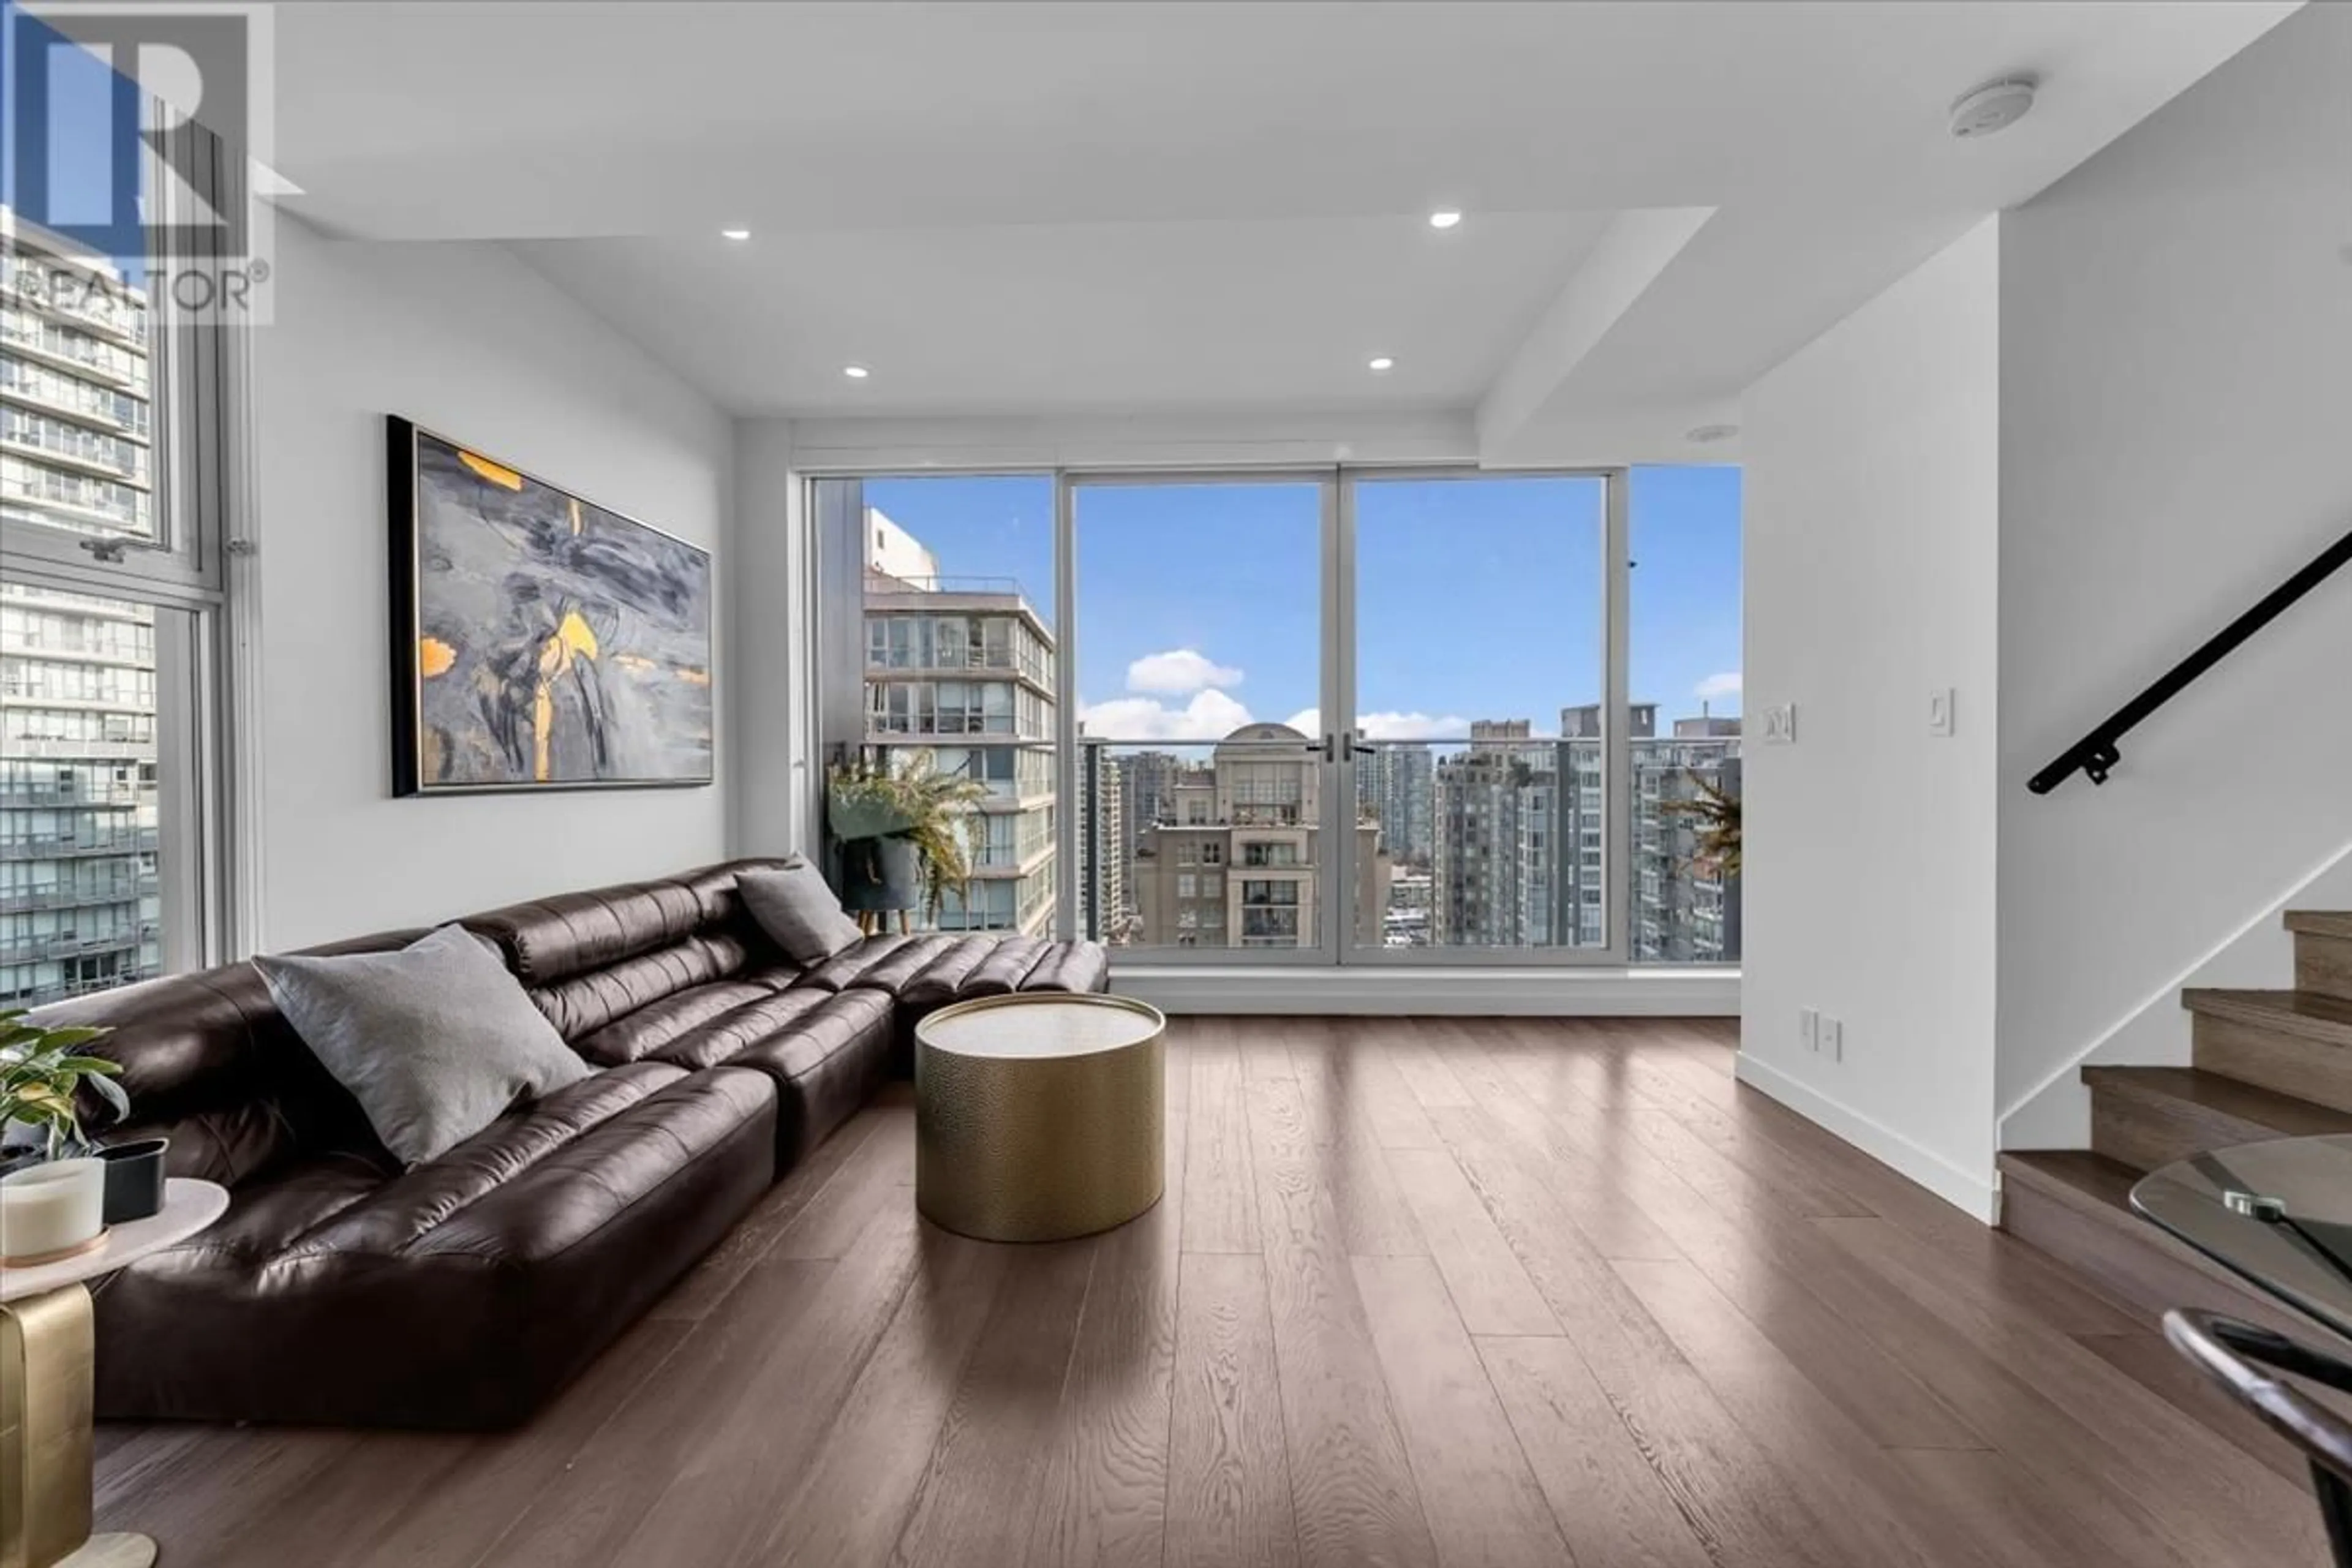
{"left": 1359, "top": 710, "right": 1472, "bottom": 741}
{"left": 1080, "top": 688, "right": 1254, "bottom": 742}
{"left": 1284, "top": 708, "right": 1469, "bottom": 742}
{"left": 1126, "top": 649, "right": 1243, "bottom": 696}
{"left": 1695, "top": 671, "right": 1743, "bottom": 703}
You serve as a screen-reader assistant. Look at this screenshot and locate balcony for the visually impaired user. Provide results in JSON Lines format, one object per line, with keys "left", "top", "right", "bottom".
{"left": 0, "top": 827, "right": 159, "bottom": 861}
{"left": 4, "top": 257, "right": 149, "bottom": 342}
{"left": 0, "top": 410, "right": 150, "bottom": 485}
{"left": 0, "top": 930, "right": 140, "bottom": 963}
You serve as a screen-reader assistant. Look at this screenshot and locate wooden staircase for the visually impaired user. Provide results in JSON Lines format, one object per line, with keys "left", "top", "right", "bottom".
{"left": 1999, "top": 910, "right": 2352, "bottom": 1332}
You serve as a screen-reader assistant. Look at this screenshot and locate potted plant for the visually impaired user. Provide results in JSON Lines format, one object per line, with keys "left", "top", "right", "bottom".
{"left": 0, "top": 1011, "right": 124, "bottom": 1262}
{"left": 1662, "top": 771, "right": 1741, "bottom": 880}
{"left": 826, "top": 753, "right": 989, "bottom": 924}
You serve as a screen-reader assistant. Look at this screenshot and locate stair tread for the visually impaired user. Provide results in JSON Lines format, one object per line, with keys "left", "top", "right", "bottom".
{"left": 2287, "top": 911, "right": 2352, "bottom": 940}
{"left": 1997, "top": 1151, "right": 2317, "bottom": 1340}
{"left": 2184, "top": 987, "right": 2352, "bottom": 1044}
{"left": 2081, "top": 1065, "right": 2352, "bottom": 1139}
{"left": 1999, "top": 1148, "right": 2143, "bottom": 1216}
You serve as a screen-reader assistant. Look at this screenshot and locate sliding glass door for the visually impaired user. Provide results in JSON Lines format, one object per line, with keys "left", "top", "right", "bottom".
{"left": 1072, "top": 476, "right": 1338, "bottom": 962}
{"left": 813, "top": 464, "right": 1738, "bottom": 968}
{"left": 1340, "top": 473, "right": 1620, "bottom": 961}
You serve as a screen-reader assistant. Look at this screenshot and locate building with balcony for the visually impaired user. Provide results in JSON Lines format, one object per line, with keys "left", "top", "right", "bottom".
{"left": 862, "top": 511, "right": 1057, "bottom": 936}
{"left": 0, "top": 230, "right": 153, "bottom": 541}
{"left": 0, "top": 583, "right": 163, "bottom": 1003}
{"left": 0, "top": 227, "right": 160, "bottom": 1005}
{"left": 1133, "top": 723, "right": 1388, "bottom": 949}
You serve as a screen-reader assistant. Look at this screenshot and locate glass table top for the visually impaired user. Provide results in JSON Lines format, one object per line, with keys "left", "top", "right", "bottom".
{"left": 2131, "top": 1135, "right": 2352, "bottom": 1342}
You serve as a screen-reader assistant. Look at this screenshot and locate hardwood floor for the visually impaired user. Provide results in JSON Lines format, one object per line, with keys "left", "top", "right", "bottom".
{"left": 92, "top": 1018, "right": 2329, "bottom": 1567}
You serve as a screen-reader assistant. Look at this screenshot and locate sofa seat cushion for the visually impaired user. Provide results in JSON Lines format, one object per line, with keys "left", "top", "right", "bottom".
{"left": 901, "top": 935, "right": 1047, "bottom": 1011}
{"left": 572, "top": 981, "right": 774, "bottom": 1066}
{"left": 646, "top": 988, "right": 895, "bottom": 1166}
{"left": 93, "top": 1063, "right": 777, "bottom": 1428}
{"left": 284, "top": 1063, "right": 698, "bottom": 1259}
{"left": 1022, "top": 940, "right": 1112, "bottom": 995}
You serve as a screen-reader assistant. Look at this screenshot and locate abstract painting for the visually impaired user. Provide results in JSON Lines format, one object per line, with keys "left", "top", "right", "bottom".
{"left": 388, "top": 418, "right": 714, "bottom": 794}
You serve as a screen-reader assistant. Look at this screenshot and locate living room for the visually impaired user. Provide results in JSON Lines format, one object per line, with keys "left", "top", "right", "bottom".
{"left": 6, "top": 3, "right": 2352, "bottom": 1566}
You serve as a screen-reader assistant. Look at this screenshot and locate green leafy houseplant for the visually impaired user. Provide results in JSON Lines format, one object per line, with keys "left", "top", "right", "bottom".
{"left": 826, "top": 754, "right": 990, "bottom": 918}
{"left": 0, "top": 1009, "right": 124, "bottom": 1164}
{"left": 1662, "top": 770, "right": 1741, "bottom": 880}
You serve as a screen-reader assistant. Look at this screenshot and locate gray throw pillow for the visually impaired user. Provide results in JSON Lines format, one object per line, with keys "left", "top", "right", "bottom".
{"left": 255, "top": 924, "right": 593, "bottom": 1167}
{"left": 737, "top": 859, "right": 864, "bottom": 965}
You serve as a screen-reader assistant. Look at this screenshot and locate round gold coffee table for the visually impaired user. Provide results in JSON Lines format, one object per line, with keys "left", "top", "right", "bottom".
{"left": 914, "top": 993, "right": 1166, "bottom": 1243}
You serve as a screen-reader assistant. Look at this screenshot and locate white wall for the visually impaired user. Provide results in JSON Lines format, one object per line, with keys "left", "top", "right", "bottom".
{"left": 1738, "top": 219, "right": 2002, "bottom": 1219}
{"left": 1994, "top": 4, "right": 2352, "bottom": 1126}
{"left": 732, "top": 418, "right": 813, "bottom": 858}
{"left": 252, "top": 221, "right": 735, "bottom": 949}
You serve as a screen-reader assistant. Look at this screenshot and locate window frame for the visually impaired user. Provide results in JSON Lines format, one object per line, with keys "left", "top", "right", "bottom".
{"left": 0, "top": 118, "right": 251, "bottom": 994}
{"left": 807, "top": 460, "right": 1728, "bottom": 971}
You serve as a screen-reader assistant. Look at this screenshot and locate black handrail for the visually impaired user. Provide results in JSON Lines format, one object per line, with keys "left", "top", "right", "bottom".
{"left": 2029, "top": 519, "right": 2352, "bottom": 794}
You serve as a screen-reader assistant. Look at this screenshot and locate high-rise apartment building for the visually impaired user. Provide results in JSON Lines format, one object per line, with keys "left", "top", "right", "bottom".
{"left": 1426, "top": 704, "right": 1739, "bottom": 958}
{"left": 1635, "top": 731, "right": 1741, "bottom": 962}
{"left": 1354, "top": 741, "right": 1433, "bottom": 867}
{"left": 1133, "top": 723, "right": 1388, "bottom": 949}
{"left": 862, "top": 512, "right": 1057, "bottom": 937}
{"left": 0, "top": 228, "right": 161, "bottom": 1005}
{"left": 1080, "top": 747, "right": 1129, "bottom": 942}
{"left": 1433, "top": 737, "right": 1550, "bottom": 947}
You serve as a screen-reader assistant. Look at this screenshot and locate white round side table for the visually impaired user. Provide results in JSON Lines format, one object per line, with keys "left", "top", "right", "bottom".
{"left": 2, "top": 1177, "right": 229, "bottom": 1568}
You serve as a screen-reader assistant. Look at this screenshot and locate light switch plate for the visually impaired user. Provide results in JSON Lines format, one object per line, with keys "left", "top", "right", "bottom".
{"left": 1763, "top": 704, "right": 1797, "bottom": 745}
{"left": 1929, "top": 688, "right": 1956, "bottom": 738}
{"left": 1820, "top": 1017, "right": 1844, "bottom": 1061}
{"left": 1800, "top": 1008, "right": 1820, "bottom": 1052}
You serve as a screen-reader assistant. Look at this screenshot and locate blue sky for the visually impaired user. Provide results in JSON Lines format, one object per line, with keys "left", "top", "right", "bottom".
{"left": 865, "top": 466, "right": 1740, "bottom": 742}
{"left": 1, "top": 0, "right": 151, "bottom": 277}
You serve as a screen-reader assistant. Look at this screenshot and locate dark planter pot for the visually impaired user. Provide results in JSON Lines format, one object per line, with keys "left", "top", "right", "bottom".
{"left": 839, "top": 835, "right": 922, "bottom": 914}
{"left": 98, "top": 1137, "right": 170, "bottom": 1224}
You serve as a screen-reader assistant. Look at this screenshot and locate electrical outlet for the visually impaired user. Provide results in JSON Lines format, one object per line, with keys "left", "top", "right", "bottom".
{"left": 1820, "top": 1016, "right": 1844, "bottom": 1062}
{"left": 1800, "top": 1008, "right": 1820, "bottom": 1052}
{"left": 1763, "top": 703, "right": 1797, "bottom": 745}
{"left": 1928, "top": 687, "right": 1956, "bottom": 738}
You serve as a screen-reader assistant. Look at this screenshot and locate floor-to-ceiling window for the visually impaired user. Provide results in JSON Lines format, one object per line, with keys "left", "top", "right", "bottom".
{"left": 811, "top": 465, "right": 1739, "bottom": 967}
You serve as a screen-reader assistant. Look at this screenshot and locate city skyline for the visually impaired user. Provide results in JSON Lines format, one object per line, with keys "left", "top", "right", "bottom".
{"left": 862, "top": 467, "right": 1742, "bottom": 746}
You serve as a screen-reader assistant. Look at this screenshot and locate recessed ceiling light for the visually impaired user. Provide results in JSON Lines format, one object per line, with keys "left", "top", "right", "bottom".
{"left": 720, "top": 227, "right": 752, "bottom": 241}
{"left": 1368, "top": 356, "right": 1396, "bottom": 372}
{"left": 843, "top": 364, "right": 871, "bottom": 379}
{"left": 1428, "top": 209, "right": 1463, "bottom": 230}
{"left": 1686, "top": 423, "right": 1740, "bottom": 444}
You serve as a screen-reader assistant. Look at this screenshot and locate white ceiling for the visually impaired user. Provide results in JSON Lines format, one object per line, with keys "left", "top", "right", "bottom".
{"left": 258, "top": 1, "right": 2297, "bottom": 451}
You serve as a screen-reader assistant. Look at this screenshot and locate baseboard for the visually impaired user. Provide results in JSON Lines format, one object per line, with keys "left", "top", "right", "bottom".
{"left": 1109, "top": 965, "right": 1740, "bottom": 1018}
{"left": 1733, "top": 1054, "right": 1999, "bottom": 1224}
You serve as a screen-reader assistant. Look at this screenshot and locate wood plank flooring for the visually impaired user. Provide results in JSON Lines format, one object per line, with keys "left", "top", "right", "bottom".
{"left": 92, "top": 1018, "right": 2329, "bottom": 1567}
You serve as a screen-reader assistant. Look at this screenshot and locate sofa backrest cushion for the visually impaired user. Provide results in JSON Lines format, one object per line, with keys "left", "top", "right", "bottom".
{"left": 461, "top": 876, "right": 707, "bottom": 987}
{"left": 30, "top": 928, "right": 421, "bottom": 1187}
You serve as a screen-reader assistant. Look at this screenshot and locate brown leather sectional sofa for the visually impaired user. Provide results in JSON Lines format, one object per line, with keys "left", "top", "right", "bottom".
{"left": 36, "top": 858, "right": 1107, "bottom": 1430}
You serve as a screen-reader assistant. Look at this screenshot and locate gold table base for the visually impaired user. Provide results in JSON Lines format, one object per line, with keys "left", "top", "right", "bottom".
{"left": 2, "top": 1286, "right": 156, "bottom": 1568}
{"left": 916, "top": 993, "right": 1167, "bottom": 1243}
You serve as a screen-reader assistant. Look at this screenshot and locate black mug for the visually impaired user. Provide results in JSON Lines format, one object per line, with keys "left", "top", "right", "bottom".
{"left": 98, "top": 1137, "right": 170, "bottom": 1224}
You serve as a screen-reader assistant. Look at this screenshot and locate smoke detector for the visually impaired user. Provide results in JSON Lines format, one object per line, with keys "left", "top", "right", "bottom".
{"left": 1950, "top": 77, "right": 2038, "bottom": 140}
